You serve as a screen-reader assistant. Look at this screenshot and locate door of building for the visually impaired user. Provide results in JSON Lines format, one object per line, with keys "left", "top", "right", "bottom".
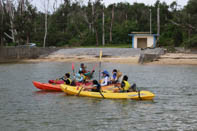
{"left": 137, "top": 38, "right": 147, "bottom": 48}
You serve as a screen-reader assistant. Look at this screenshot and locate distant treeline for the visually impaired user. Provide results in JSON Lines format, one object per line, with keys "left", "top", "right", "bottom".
{"left": 0, "top": 0, "right": 196, "bottom": 48}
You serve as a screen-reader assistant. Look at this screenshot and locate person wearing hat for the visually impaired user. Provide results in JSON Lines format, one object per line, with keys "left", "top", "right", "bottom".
{"left": 60, "top": 73, "right": 72, "bottom": 85}
{"left": 101, "top": 70, "right": 110, "bottom": 86}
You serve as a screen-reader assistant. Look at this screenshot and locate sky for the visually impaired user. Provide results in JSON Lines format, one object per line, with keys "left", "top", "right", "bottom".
{"left": 31, "top": 0, "right": 189, "bottom": 12}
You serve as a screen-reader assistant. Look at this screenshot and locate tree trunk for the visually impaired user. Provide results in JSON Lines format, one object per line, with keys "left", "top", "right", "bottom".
{"left": 95, "top": 28, "right": 99, "bottom": 46}
{"left": 157, "top": 5, "right": 160, "bottom": 37}
{"left": 150, "top": 9, "right": 152, "bottom": 34}
{"left": 0, "top": 0, "right": 3, "bottom": 46}
{"left": 91, "top": 3, "right": 95, "bottom": 33}
{"left": 109, "top": 4, "right": 114, "bottom": 43}
{"left": 43, "top": 0, "right": 49, "bottom": 48}
{"left": 26, "top": 34, "right": 29, "bottom": 44}
{"left": 102, "top": 5, "right": 105, "bottom": 46}
{"left": 5, "top": 0, "right": 16, "bottom": 43}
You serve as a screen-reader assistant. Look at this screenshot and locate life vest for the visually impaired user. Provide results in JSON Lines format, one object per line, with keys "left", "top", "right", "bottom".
{"left": 82, "top": 74, "right": 86, "bottom": 80}
{"left": 64, "top": 78, "right": 72, "bottom": 85}
{"left": 122, "top": 80, "right": 130, "bottom": 91}
{"left": 67, "top": 78, "right": 72, "bottom": 84}
{"left": 76, "top": 73, "right": 86, "bottom": 82}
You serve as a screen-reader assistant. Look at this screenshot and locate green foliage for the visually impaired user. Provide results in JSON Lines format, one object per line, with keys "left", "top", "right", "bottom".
{"left": 183, "top": 35, "right": 197, "bottom": 48}
{"left": 0, "top": 0, "right": 196, "bottom": 48}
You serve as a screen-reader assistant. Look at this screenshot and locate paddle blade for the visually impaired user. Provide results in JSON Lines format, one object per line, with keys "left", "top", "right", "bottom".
{"left": 99, "top": 50, "right": 102, "bottom": 61}
{"left": 72, "top": 63, "right": 75, "bottom": 70}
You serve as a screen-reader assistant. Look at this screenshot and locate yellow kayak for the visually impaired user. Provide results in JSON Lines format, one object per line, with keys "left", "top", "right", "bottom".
{"left": 60, "top": 84, "right": 155, "bottom": 100}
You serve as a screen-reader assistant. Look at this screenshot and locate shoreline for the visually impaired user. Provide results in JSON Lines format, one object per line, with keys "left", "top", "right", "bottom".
{"left": 20, "top": 53, "right": 197, "bottom": 65}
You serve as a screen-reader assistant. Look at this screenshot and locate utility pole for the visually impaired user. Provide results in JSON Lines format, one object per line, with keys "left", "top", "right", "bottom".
{"left": 102, "top": 5, "right": 105, "bottom": 46}
{"left": 150, "top": 8, "right": 152, "bottom": 34}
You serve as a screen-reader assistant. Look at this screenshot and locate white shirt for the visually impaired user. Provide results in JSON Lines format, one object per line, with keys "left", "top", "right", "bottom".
{"left": 101, "top": 76, "right": 109, "bottom": 86}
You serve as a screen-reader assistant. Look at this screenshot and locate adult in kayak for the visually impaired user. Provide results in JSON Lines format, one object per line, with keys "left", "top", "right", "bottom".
{"left": 101, "top": 70, "right": 110, "bottom": 86}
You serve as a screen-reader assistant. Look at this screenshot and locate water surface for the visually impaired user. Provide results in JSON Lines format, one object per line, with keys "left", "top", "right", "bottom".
{"left": 0, "top": 62, "right": 197, "bottom": 131}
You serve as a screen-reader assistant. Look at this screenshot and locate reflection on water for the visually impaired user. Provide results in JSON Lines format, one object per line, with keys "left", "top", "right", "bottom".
{"left": 0, "top": 62, "right": 197, "bottom": 130}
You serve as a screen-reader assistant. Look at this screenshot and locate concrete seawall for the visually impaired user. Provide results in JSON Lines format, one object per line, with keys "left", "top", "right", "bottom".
{"left": 0, "top": 47, "right": 165, "bottom": 64}
{"left": 0, "top": 47, "right": 59, "bottom": 63}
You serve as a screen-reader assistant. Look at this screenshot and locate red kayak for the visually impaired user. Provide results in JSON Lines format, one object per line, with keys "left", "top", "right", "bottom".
{"left": 48, "top": 80, "right": 64, "bottom": 84}
{"left": 33, "top": 81, "right": 93, "bottom": 91}
{"left": 33, "top": 81, "right": 62, "bottom": 91}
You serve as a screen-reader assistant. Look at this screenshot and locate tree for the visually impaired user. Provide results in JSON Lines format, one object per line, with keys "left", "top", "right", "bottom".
{"left": 43, "top": 0, "right": 49, "bottom": 48}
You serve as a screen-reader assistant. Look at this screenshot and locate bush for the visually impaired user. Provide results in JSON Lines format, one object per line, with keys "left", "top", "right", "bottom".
{"left": 183, "top": 35, "right": 197, "bottom": 48}
{"left": 69, "top": 38, "right": 81, "bottom": 47}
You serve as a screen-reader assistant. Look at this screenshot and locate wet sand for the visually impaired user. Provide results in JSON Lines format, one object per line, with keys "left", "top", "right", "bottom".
{"left": 18, "top": 48, "right": 196, "bottom": 65}
{"left": 148, "top": 53, "right": 197, "bottom": 65}
{"left": 22, "top": 53, "right": 197, "bottom": 65}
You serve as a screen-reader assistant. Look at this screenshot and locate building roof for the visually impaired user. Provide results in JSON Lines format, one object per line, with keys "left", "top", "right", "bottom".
{"left": 128, "top": 33, "right": 158, "bottom": 37}
{"left": 131, "top": 32, "right": 151, "bottom": 34}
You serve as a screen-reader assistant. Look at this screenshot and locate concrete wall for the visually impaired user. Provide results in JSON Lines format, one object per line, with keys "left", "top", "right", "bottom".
{"left": 0, "top": 47, "right": 59, "bottom": 62}
{"left": 133, "top": 36, "right": 154, "bottom": 48}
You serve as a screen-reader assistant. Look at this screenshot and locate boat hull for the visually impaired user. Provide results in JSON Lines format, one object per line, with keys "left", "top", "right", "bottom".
{"left": 60, "top": 84, "right": 155, "bottom": 100}
{"left": 33, "top": 81, "right": 62, "bottom": 91}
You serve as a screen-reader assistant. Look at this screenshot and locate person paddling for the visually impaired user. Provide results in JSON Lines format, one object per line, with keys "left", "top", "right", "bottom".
{"left": 60, "top": 73, "right": 72, "bottom": 85}
{"left": 84, "top": 80, "right": 101, "bottom": 92}
{"left": 79, "top": 63, "right": 87, "bottom": 73}
{"left": 79, "top": 63, "right": 95, "bottom": 80}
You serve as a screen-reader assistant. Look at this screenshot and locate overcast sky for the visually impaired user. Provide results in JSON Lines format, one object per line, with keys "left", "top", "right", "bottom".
{"left": 32, "top": 0, "right": 189, "bottom": 12}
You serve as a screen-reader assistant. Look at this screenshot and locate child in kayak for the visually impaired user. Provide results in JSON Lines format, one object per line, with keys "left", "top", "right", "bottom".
{"left": 101, "top": 70, "right": 110, "bottom": 86}
{"left": 79, "top": 63, "right": 95, "bottom": 80}
{"left": 120, "top": 75, "right": 130, "bottom": 92}
{"left": 111, "top": 69, "right": 118, "bottom": 84}
{"left": 111, "top": 69, "right": 122, "bottom": 84}
{"left": 75, "top": 71, "right": 86, "bottom": 83}
{"left": 79, "top": 63, "right": 87, "bottom": 73}
{"left": 84, "top": 80, "right": 101, "bottom": 92}
{"left": 60, "top": 73, "right": 72, "bottom": 85}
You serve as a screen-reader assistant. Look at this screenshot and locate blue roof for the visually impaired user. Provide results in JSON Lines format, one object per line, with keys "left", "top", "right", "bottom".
{"left": 128, "top": 34, "right": 159, "bottom": 37}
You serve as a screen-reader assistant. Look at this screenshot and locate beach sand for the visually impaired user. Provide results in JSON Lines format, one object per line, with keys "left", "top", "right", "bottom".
{"left": 22, "top": 53, "right": 197, "bottom": 65}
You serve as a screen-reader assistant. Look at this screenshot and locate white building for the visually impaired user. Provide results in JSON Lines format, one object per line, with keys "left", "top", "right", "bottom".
{"left": 128, "top": 32, "right": 158, "bottom": 48}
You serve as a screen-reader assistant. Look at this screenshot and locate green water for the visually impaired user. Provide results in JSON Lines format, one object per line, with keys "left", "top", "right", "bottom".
{"left": 0, "top": 62, "right": 197, "bottom": 131}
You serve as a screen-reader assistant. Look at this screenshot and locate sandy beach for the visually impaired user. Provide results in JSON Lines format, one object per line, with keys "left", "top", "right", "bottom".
{"left": 15, "top": 47, "right": 196, "bottom": 65}
{"left": 148, "top": 53, "right": 197, "bottom": 65}
{"left": 23, "top": 52, "right": 197, "bottom": 65}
